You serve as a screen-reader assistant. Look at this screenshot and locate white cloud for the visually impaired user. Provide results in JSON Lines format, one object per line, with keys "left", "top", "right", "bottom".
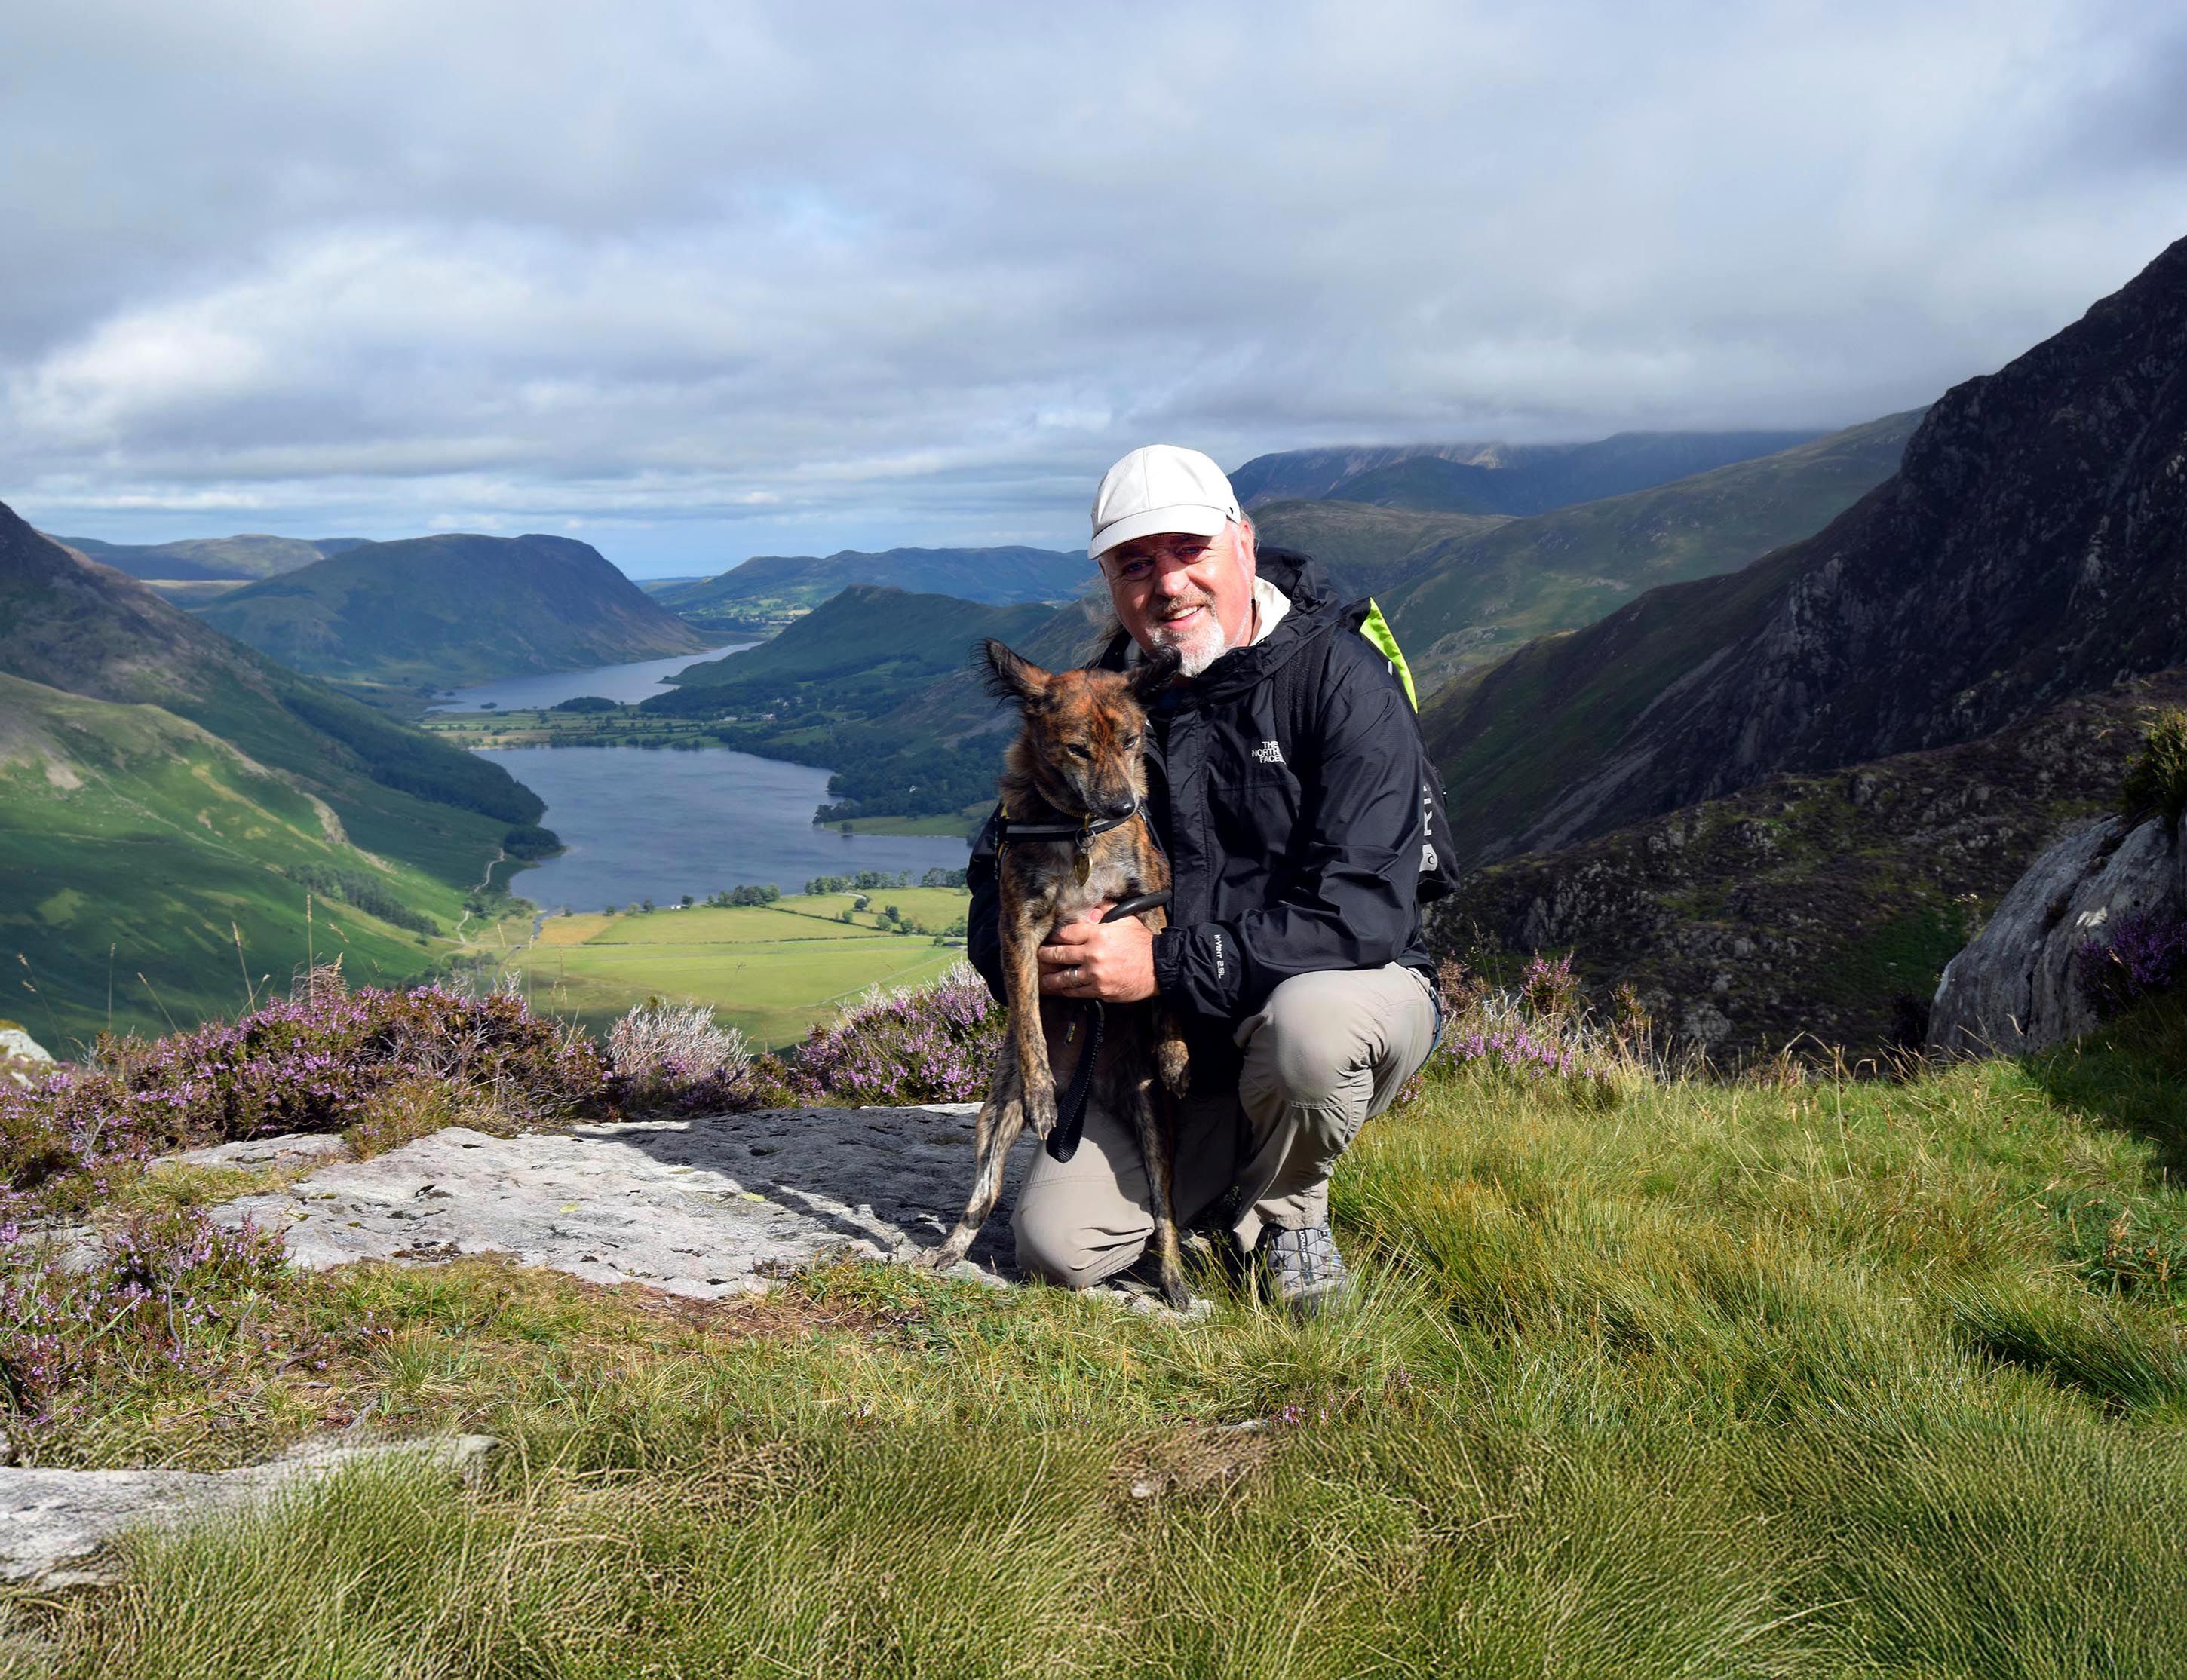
{"left": 0, "top": 0, "right": 2180, "bottom": 571}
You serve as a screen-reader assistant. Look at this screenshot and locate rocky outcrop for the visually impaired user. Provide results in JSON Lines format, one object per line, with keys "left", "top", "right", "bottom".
{"left": 211, "top": 1105, "right": 1034, "bottom": 1295}
{"left": 1437, "top": 670, "right": 2185, "bottom": 1059}
{"left": 1930, "top": 817, "right": 2185, "bottom": 1054}
{"left": 1431, "top": 233, "right": 2187, "bottom": 865}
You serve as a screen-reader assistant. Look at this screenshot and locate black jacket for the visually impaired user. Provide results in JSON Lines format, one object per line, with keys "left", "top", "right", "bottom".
{"left": 968, "top": 548, "right": 1434, "bottom": 1082}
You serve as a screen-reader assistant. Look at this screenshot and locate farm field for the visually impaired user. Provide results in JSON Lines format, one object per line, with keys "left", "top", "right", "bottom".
{"left": 480, "top": 890, "right": 974, "bottom": 1045}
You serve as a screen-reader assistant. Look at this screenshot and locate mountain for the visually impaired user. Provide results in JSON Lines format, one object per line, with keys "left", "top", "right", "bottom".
{"left": 1428, "top": 235, "right": 2187, "bottom": 867}
{"left": 1330, "top": 431, "right": 1826, "bottom": 515}
{"left": 1229, "top": 431, "right": 1822, "bottom": 514}
{"left": 0, "top": 503, "right": 548, "bottom": 1041}
{"left": 1228, "top": 444, "right": 1502, "bottom": 507}
{"left": 196, "top": 533, "right": 709, "bottom": 686}
{"left": 49, "top": 533, "right": 366, "bottom": 582}
{"left": 655, "top": 546, "right": 1090, "bottom": 636}
{"left": 1374, "top": 410, "right": 1922, "bottom": 692}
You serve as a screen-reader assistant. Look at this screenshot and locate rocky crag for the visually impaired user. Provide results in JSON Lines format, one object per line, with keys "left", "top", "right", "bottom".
{"left": 1430, "top": 234, "right": 2187, "bottom": 866}
{"left": 1436, "top": 670, "right": 2187, "bottom": 1057}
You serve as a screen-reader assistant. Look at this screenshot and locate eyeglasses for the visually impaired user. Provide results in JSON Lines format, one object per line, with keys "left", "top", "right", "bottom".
{"left": 1100, "top": 532, "right": 1224, "bottom": 586}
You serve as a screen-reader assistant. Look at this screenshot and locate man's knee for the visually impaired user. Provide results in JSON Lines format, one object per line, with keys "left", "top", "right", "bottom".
{"left": 1241, "top": 971, "right": 1376, "bottom": 1115}
{"left": 1011, "top": 1192, "right": 1140, "bottom": 1291}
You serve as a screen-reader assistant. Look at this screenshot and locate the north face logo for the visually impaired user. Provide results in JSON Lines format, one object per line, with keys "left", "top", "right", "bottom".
{"left": 1251, "top": 740, "right": 1285, "bottom": 765}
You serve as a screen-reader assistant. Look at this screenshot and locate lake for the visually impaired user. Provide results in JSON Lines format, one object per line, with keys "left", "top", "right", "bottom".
{"left": 477, "top": 745, "right": 971, "bottom": 911}
{"left": 428, "top": 645, "right": 755, "bottom": 713}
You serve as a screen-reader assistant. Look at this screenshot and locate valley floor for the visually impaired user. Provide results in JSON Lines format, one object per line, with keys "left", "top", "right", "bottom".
{"left": 464, "top": 890, "right": 971, "bottom": 1047}
{"left": 7, "top": 1001, "right": 2187, "bottom": 1675}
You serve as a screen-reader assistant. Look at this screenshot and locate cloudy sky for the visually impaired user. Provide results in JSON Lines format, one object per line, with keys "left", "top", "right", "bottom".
{"left": 2, "top": 1, "right": 2181, "bottom": 576}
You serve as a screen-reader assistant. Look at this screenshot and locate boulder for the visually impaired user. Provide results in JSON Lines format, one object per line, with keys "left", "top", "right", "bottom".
{"left": 0, "top": 1021, "right": 53, "bottom": 1089}
{"left": 1929, "top": 816, "right": 2185, "bottom": 1054}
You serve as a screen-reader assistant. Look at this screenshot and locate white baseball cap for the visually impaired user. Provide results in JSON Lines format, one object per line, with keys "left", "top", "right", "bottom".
{"left": 1089, "top": 444, "right": 1241, "bottom": 560}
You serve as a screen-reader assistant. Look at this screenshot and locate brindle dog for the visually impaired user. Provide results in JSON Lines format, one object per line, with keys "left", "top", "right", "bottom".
{"left": 928, "top": 639, "right": 1192, "bottom": 1305}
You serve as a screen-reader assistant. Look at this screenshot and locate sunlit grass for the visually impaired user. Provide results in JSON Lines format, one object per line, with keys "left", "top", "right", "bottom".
{"left": 13, "top": 1006, "right": 2187, "bottom": 1675}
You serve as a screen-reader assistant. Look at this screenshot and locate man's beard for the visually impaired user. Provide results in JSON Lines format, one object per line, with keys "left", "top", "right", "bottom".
{"left": 1146, "top": 596, "right": 1231, "bottom": 677}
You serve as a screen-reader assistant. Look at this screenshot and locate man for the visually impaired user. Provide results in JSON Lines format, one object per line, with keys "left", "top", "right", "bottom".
{"left": 966, "top": 443, "right": 1441, "bottom": 1312}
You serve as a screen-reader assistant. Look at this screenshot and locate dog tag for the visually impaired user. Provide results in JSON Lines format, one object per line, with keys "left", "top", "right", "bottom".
{"left": 1074, "top": 851, "right": 1090, "bottom": 886}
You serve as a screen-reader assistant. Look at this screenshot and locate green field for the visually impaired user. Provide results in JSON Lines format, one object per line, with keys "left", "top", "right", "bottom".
{"left": 489, "top": 891, "right": 974, "bottom": 1045}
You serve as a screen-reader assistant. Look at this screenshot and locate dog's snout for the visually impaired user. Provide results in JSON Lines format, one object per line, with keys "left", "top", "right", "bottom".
{"left": 1098, "top": 796, "right": 1137, "bottom": 820}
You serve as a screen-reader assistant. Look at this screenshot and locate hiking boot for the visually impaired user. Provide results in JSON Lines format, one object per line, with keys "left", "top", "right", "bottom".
{"left": 1253, "top": 1222, "right": 1351, "bottom": 1317}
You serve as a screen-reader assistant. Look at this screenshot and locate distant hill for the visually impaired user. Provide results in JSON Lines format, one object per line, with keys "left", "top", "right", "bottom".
{"left": 1427, "top": 231, "right": 2187, "bottom": 869}
{"left": 655, "top": 545, "right": 1090, "bottom": 636}
{"left": 658, "top": 584, "right": 1058, "bottom": 703}
{"left": 1244, "top": 502, "right": 1511, "bottom": 602}
{"left": 49, "top": 533, "right": 365, "bottom": 582}
{"left": 197, "top": 533, "right": 709, "bottom": 686}
{"left": 0, "top": 504, "right": 548, "bottom": 1040}
{"left": 1230, "top": 431, "right": 1822, "bottom": 514}
{"left": 1373, "top": 410, "right": 1922, "bottom": 692}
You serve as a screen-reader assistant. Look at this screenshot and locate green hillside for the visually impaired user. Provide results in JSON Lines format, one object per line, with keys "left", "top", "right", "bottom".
{"left": 1379, "top": 409, "right": 1922, "bottom": 692}
{"left": 642, "top": 585, "right": 1063, "bottom": 825}
{"left": 0, "top": 501, "right": 548, "bottom": 1041}
{"left": 51, "top": 532, "right": 363, "bottom": 582}
{"left": 656, "top": 545, "right": 1089, "bottom": 636}
{"left": 0, "top": 674, "right": 477, "bottom": 1043}
{"left": 197, "top": 532, "right": 708, "bottom": 686}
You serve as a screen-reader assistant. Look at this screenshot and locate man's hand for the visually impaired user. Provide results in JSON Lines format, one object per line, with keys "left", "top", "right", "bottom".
{"left": 1037, "top": 903, "right": 1158, "bottom": 1002}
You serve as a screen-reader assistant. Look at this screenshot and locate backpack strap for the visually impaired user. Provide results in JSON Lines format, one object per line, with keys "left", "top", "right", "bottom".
{"left": 1355, "top": 599, "right": 1420, "bottom": 710}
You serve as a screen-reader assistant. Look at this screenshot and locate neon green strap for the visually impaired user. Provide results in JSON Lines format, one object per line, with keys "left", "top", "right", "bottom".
{"left": 1357, "top": 599, "right": 1419, "bottom": 710}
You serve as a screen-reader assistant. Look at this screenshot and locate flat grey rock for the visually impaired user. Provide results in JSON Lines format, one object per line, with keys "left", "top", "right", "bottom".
{"left": 212, "top": 1105, "right": 1032, "bottom": 1298}
{"left": 177, "top": 1132, "right": 351, "bottom": 1172}
{"left": 0, "top": 1435, "right": 499, "bottom": 1587}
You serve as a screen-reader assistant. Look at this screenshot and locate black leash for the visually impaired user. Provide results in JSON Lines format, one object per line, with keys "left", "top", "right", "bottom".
{"left": 1045, "top": 888, "right": 1170, "bottom": 1163}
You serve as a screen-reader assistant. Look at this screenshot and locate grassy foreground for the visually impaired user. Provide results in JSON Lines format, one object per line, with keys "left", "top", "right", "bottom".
{"left": 7, "top": 1001, "right": 2186, "bottom": 1675}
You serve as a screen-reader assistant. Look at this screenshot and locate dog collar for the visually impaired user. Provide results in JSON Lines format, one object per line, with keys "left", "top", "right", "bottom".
{"left": 996, "top": 802, "right": 1143, "bottom": 853}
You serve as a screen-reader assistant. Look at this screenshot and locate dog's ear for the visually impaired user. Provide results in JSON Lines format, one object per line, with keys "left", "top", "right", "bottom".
{"left": 1126, "top": 645, "right": 1182, "bottom": 705}
{"left": 980, "top": 639, "right": 1050, "bottom": 707}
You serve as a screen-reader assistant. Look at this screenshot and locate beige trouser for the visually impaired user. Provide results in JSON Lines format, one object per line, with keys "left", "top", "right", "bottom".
{"left": 1011, "top": 964, "right": 1440, "bottom": 1289}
